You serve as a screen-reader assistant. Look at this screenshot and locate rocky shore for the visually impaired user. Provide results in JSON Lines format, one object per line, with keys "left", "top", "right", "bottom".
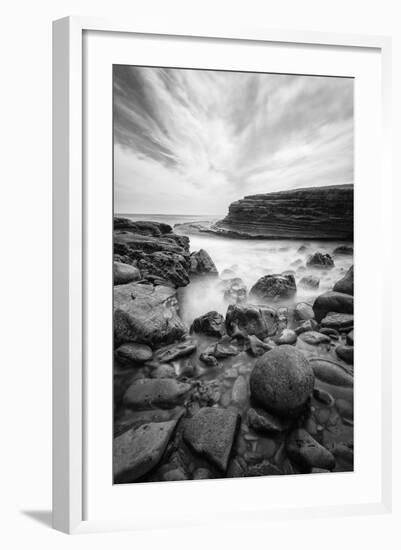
{"left": 113, "top": 216, "right": 354, "bottom": 483}
{"left": 175, "top": 185, "right": 353, "bottom": 240}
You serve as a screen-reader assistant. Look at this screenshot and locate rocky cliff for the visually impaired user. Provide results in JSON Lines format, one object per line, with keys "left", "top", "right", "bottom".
{"left": 215, "top": 184, "right": 353, "bottom": 240}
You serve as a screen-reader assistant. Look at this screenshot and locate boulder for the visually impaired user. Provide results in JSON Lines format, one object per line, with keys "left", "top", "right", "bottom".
{"left": 115, "top": 343, "right": 153, "bottom": 364}
{"left": 114, "top": 218, "right": 190, "bottom": 287}
{"left": 333, "top": 265, "right": 354, "bottom": 295}
{"left": 225, "top": 303, "right": 277, "bottom": 339}
{"left": 189, "top": 249, "right": 218, "bottom": 276}
{"left": 294, "top": 302, "right": 315, "bottom": 321}
{"left": 299, "top": 331, "right": 331, "bottom": 345}
{"left": 190, "top": 311, "right": 226, "bottom": 338}
{"left": 152, "top": 339, "right": 196, "bottom": 363}
{"left": 321, "top": 312, "right": 354, "bottom": 330}
{"left": 250, "top": 273, "right": 296, "bottom": 302}
{"left": 114, "top": 283, "right": 187, "bottom": 347}
{"left": 306, "top": 252, "right": 334, "bottom": 269}
{"left": 113, "top": 415, "right": 183, "bottom": 482}
{"left": 123, "top": 378, "right": 191, "bottom": 409}
{"left": 113, "top": 261, "right": 141, "bottom": 285}
{"left": 183, "top": 407, "right": 240, "bottom": 471}
{"left": 249, "top": 345, "right": 315, "bottom": 417}
{"left": 299, "top": 274, "right": 320, "bottom": 289}
{"left": 286, "top": 429, "right": 336, "bottom": 472}
{"left": 312, "top": 291, "right": 354, "bottom": 322}
{"left": 335, "top": 345, "right": 354, "bottom": 365}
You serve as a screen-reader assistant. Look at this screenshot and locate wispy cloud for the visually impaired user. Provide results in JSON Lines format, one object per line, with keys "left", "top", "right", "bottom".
{"left": 114, "top": 66, "right": 353, "bottom": 214}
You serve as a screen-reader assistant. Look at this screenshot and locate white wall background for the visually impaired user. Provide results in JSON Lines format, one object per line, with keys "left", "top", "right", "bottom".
{"left": 0, "top": 0, "right": 399, "bottom": 548}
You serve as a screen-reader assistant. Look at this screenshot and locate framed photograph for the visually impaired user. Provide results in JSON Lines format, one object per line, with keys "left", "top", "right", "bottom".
{"left": 52, "top": 17, "right": 392, "bottom": 534}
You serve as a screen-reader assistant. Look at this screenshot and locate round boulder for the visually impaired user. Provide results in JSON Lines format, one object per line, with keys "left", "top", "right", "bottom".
{"left": 250, "top": 273, "right": 296, "bottom": 302}
{"left": 306, "top": 252, "right": 334, "bottom": 269}
{"left": 250, "top": 345, "right": 314, "bottom": 417}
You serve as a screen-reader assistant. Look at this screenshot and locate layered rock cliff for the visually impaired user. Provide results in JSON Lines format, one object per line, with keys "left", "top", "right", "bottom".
{"left": 214, "top": 184, "right": 353, "bottom": 240}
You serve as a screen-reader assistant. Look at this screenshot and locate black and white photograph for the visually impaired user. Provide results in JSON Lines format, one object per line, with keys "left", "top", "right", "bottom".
{"left": 112, "top": 65, "right": 354, "bottom": 484}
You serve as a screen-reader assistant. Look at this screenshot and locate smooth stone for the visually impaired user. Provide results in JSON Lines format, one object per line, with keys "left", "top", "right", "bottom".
{"left": 295, "top": 319, "right": 318, "bottom": 335}
{"left": 115, "top": 343, "right": 153, "bottom": 364}
{"left": 313, "top": 291, "right": 354, "bottom": 322}
{"left": 226, "top": 303, "right": 278, "bottom": 339}
{"left": 123, "top": 378, "right": 191, "bottom": 409}
{"left": 114, "top": 407, "right": 183, "bottom": 438}
{"left": 335, "top": 398, "right": 354, "bottom": 420}
{"left": 231, "top": 376, "right": 248, "bottom": 405}
{"left": 192, "top": 468, "right": 212, "bottom": 480}
{"left": 333, "top": 265, "right": 354, "bottom": 295}
{"left": 313, "top": 388, "right": 335, "bottom": 406}
{"left": 153, "top": 340, "right": 196, "bottom": 363}
{"left": 250, "top": 345, "right": 315, "bottom": 418}
{"left": 190, "top": 311, "right": 226, "bottom": 338}
{"left": 319, "top": 327, "right": 340, "bottom": 339}
{"left": 114, "top": 261, "right": 141, "bottom": 285}
{"left": 299, "top": 274, "right": 320, "bottom": 289}
{"left": 114, "top": 283, "right": 187, "bottom": 347}
{"left": 149, "top": 364, "right": 176, "bottom": 379}
{"left": 113, "top": 415, "right": 183, "bottom": 482}
{"left": 333, "top": 246, "right": 353, "bottom": 256}
{"left": 286, "top": 429, "right": 336, "bottom": 471}
{"left": 295, "top": 302, "right": 315, "bottom": 321}
{"left": 247, "top": 334, "right": 273, "bottom": 356}
{"left": 162, "top": 467, "right": 187, "bottom": 482}
{"left": 183, "top": 408, "right": 240, "bottom": 471}
{"left": 299, "top": 331, "right": 331, "bottom": 345}
{"left": 247, "top": 407, "right": 289, "bottom": 434}
{"left": 321, "top": 312, "right": 354, "bottom": 330}
{"left": 309, "top": 357, "right": 353, "bottom": 388}
{"left": 276, "top": 329, "right": 297, "bottom": 345}
{"left": 250, "top": 273, "right": 296, "bottom": 302}
{"left": 335, "top": 344, "right": 354, "bottom": 365}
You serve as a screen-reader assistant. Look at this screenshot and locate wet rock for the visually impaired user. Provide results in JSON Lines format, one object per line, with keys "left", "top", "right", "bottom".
{"left": 226, "top": 304, "right": 278, "bottom": 339}
{"left": 247, "top": 407, "right": 290, "bottom": 434}
{"left": 149, "top": 364, "right": 176, "bottom": 379}
{"left": 227, "top": 458, "right": 246, "bottom": 478}
{"left": 199, "top": 353, "right": 219, "bottom": 367}
{"left": 299, "top": 274, "right": 320, "bottom": 289}
{"left": 276, "top": 329, "right": 297, "bottom": 345}
{"left": 246, "top": 460, "right": 282, "bottom": 477}
{"left": 183, "top": 407, "right": 240, "bottom": 471}
{"left": 113, "top": 415, "right": 183, "bottom": 482}
{"left": 223, "top": 278, "right": 247, "bottom": 304}
{"left": 114, "top": 261, "right": 141, "bottom": 285}
{"left": 311, "top": 467, "right": 330, "bottom": 473}
{"left": 335, "top": 398, "right": 354, "bottom": 420}
{"left": 319, "top": 327, "right": 340, "bottom": 339}
{"left": 333, "top": 265, "right": 354, "bottom": 295}
{"left": 312, "top": 291, "right": 353, "bottom": 322}
{"left": 295, "top": 319, "right": 318, "bottom": 335}
{"left": 190, "top": 311, "right": 226, "bottom": 338}
{"left": 286, "top": 429, "right": 336, "bottom": 472}
{"left": 115, "top": 342, "right": 153, "bottom": 364}
{"left": 309, "top": 357, "right": 353, "bottom": 387}
{"left": 123, "top": 378, "right": 191, "bottom": 409}
{"left": 250, "top": 345, "right": 315, "bottom": 418}
{"left": 321, "top": 312, "right": 354, "bottom": 330}
{"left": 162, "top": 467, "right": 188, "bottom": 482}
{"left": 114, "top": 218, "right": 190, "bottom": 287}
{"left": 231, "top": 376, "right": 248, "bottom": 405}
{"left": 191, "top": 380, "right": 221, "bottom": 406}
{"left": 153, "top": 339, "right": 196, "bottom": 363}
{"left": 247, "top": 334, "right": 273, "bottom": 356}
{"left": 295, "top": 302, "right": 315, "bottom": 321}
{"left": 250, "top": 273, "right": 296, "bottom": 302}
{"left": 335, "top": 345, "right": 354, "bottom": 364}
{"left": 114, "top": 283, "right": 187, "bottom": 347}
{"left": 306, "top": 252, "right": 334, "bottom": 269}
{"left": 313, "top": 388, "right": 335, "bottom": 406}
{"left": 190, "top": 249, "right": 218, "bottom": 276}
{"left": 299, "top": 331, "right": 331, "bottom": 345}
{"left": 346, "top": 330, "right": 354, "bottom": 346}
{"left": 114, "top": 407, "right": 184, "bottom": 438}
{"left": 333, "top": 245, "right": 353, "bottom": 256}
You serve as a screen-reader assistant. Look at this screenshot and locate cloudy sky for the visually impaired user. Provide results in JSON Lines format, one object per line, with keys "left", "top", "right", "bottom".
{"left": 114, "top": 66, "right": 353, "bottom": 215}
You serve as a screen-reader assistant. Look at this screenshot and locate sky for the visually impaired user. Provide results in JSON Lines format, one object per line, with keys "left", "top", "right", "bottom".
{"left": 114, "top": 66, "right": 353, "bottom": 215}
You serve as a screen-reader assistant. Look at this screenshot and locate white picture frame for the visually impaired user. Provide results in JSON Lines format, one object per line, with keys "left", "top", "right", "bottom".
{"left": 52, "top": 16, "right": 392, "bottom": 534}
